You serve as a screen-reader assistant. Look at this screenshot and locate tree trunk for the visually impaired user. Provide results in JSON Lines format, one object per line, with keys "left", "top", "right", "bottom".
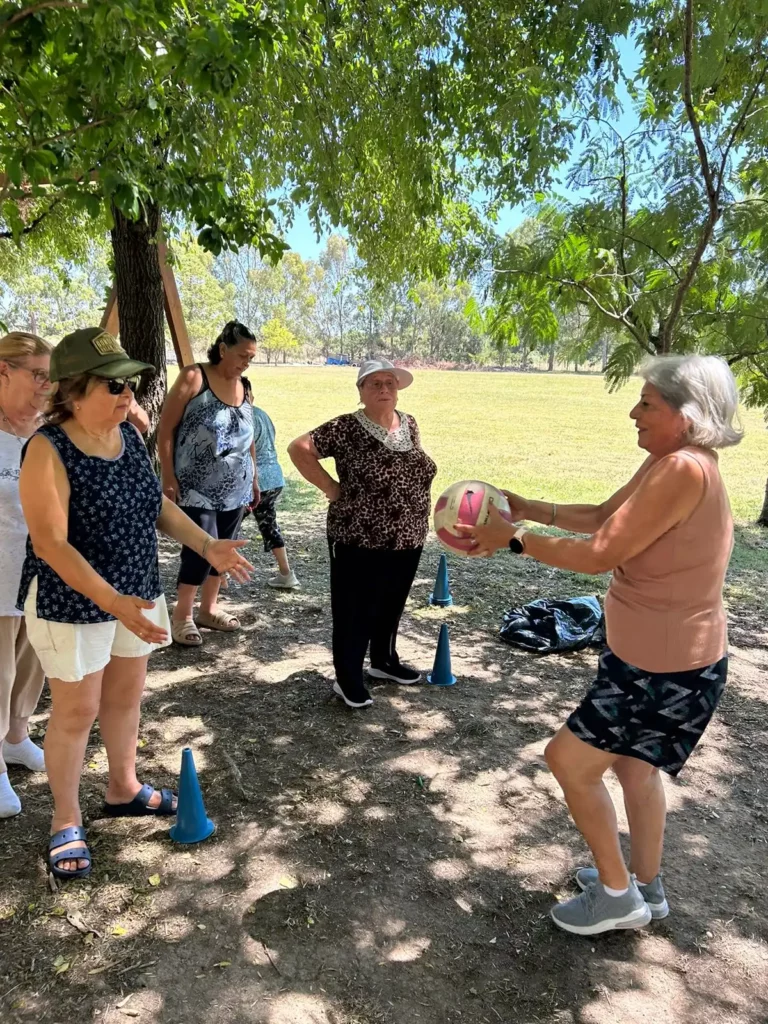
{"left": 759, "top": 477, "right": 768, "bottom": 527}
{"left": 110, "top": 200, "right": 166, "bottom": 463}
{"left": 548, "top": 344, "right": 555, "bottom": 371}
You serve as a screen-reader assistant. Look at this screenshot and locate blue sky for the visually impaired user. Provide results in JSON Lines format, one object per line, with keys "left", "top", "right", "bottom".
{"left": 284, "top": 36, "right": 642, "bottom": 261}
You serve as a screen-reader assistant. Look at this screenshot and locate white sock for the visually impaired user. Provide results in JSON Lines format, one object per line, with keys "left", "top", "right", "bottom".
{"left": 603, "top": 883, "right": 629, "bottom": 897}
{"left": 0, "top": 772, "right": 21, "bottom": 818}
{"left": 3, "top": 737, "right": 46, "bottom": 773}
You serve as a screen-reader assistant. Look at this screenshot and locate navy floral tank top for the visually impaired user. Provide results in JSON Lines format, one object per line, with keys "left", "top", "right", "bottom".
{"left": 17, "top": 422, "right": 163, "bottom": 623}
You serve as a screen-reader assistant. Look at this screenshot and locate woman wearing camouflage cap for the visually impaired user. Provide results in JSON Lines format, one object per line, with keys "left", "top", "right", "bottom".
{"left": 18, "top": 328, "right": 253, "bottom": 881}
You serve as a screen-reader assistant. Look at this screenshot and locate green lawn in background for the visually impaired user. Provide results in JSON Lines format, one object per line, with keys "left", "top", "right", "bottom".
{"left": 244, "top": 366, "right": 768, "bottom": 522}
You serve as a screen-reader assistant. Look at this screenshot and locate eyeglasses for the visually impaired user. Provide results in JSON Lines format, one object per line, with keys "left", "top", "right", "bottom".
{"left": 104, "top": 377, "right": 139, "bottom": 396}
{"left": 6, "top": 361, "right": 50, "bottom": 386}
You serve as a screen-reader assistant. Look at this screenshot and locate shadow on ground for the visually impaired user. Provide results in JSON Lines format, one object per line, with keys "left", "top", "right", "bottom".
{"left": 1, "top": 511, "right": 767, "bottom": 1024}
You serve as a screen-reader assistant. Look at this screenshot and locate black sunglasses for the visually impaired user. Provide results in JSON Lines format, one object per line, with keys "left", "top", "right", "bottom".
{"left": 104, "top": 377, "right": 139, "bottom": 396}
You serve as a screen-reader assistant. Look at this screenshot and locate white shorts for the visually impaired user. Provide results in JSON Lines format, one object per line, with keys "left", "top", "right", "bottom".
{"left": 24, "top": 578, "right": 172, "bottom": 683}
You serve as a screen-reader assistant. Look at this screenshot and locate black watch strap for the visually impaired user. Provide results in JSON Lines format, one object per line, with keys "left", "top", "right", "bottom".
{"left": 508, "top": 527, "right": 527, "bottom": 555}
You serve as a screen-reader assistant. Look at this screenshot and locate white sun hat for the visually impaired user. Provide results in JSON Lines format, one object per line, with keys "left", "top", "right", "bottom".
{"left": 356, "top": 358, "right": 413, "bottom": 389}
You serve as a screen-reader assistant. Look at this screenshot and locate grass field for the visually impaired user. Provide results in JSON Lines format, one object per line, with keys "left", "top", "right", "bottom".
{"left": 245, "top": 365, "right": 768, "bottom": 522}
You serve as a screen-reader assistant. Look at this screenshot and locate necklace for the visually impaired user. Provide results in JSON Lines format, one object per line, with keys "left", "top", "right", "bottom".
{"left": 0, "top": 403, "right": 30, "bottom": 445}
{"left": 76, "top": 423, "right": 117, "bottom": 443}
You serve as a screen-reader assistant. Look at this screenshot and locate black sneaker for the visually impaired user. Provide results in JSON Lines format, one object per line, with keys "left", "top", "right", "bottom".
{"left": 332, "top": 681, "right": 373, "bottom": 708}
{"left": 368, "top": 662, "right": 422, "bottom": 685}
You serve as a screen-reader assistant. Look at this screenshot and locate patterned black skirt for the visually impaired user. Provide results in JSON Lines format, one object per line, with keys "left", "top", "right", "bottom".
{"left": 566, "top": 647, "right": 728, "bottom": 776}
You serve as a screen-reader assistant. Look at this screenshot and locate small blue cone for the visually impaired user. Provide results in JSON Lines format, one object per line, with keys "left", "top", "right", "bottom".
{"left": 429, "top": 553, "right": 453, "bottom": 607}
{"left": 169, "top": 747, "right": 216, "bottom": 844}
{"left": 426, "top": 623, "right": 456, "bottom": 686}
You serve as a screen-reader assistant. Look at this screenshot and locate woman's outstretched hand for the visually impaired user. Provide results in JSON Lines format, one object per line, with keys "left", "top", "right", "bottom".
{"left": 110, "top": 595, "right": 169, "bottom": 643}
{"left": 205, "top": 539, "right": 254, "bottom": 582}
{"left": 500, "top": 490, "right": 530, "bottom": 523}
{"left": 454, "top": 503, "right": 517, "bottom": 557}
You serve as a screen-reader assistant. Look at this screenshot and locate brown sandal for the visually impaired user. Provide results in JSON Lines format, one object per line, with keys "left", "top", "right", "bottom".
{"left": 196, "top": 610, "right": 240, "bottom": 632}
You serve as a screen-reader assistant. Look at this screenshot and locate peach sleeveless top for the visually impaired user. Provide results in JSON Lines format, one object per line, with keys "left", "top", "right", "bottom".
{"left": 604, "top": 448, "right": 733, "bottom": 673}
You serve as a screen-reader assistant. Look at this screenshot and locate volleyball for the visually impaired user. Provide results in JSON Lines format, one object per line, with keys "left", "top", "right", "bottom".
{"left": 433, "top": 480, "right": 513, "bottom": 557}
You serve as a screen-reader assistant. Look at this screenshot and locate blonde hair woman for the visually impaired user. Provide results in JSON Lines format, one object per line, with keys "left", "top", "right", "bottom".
{"left": 0, "top": 332, "right": 52, "bottom": 818}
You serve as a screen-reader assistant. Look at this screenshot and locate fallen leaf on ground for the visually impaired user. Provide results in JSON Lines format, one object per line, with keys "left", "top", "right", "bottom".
{"left": 66, "top": 910, "right": 102, "bottom": 938}
{"left": 53, "top": 955, "right": 70, "bottom": 975}
{"left": 148, "top": 874, "right": 161, "bottom": 887}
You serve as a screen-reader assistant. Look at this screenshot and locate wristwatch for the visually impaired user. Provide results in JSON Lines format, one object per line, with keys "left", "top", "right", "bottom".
{"left": 508, "top": 527, "right": 527, "bottom": 555}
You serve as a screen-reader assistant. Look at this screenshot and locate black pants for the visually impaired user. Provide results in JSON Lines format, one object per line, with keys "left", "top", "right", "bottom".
{"left": 177, "top": 506, "right": 246, "bottom": 586}
{"left": 328, "top": 540, "right": 422, "bottom": 694}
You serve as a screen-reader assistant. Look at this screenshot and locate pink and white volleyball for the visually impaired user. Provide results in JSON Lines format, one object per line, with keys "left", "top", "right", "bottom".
{"left": 433, "top": 480, "right": 513, "bottom": 557}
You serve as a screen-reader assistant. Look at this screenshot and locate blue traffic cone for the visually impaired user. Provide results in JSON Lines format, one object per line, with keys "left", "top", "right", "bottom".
{"left": 429, "top": 553, "right": 453, "bottom": 607}
{"left": 426, "top": 623, "right": 456, "bottom": 686}
{"left": 169, "top": 747, "right": 216, "bottom": 844}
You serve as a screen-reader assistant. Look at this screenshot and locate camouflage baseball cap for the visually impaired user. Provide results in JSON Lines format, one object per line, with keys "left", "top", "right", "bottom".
{"left": 50, "top": 327, "right": 155, "bottom": 383}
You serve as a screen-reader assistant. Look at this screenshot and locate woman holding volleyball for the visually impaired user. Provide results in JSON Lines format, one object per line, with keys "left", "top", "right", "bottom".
{"left": 288, "top": 359, "right": 436, "bottom": 708}
{"left": 459, "top": 355, "right": 741, "bottom": 936}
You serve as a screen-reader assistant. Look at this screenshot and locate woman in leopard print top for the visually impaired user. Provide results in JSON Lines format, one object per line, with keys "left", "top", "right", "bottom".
{"left": 289, "top": 359, "right": 436, "bottom": 708}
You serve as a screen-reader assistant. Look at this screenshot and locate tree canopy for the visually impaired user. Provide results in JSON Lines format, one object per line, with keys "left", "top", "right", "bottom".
{"left": 1, "top": 0, "right": 632, "bottom": 272}
{"left": 489, "top": 0, "right": 768, "bottom": 405}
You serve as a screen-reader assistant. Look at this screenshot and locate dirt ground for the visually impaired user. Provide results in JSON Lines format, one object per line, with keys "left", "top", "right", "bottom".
{"left": 1, "top": 504, "right": 767, "bottom": 1024}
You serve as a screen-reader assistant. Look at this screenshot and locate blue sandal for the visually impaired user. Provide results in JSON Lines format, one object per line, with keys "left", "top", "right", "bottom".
{"left": 102, "top": 782, "right": 177, "bottom": 818}
{"left": 48, "top": 826, "right": 92, "bottom": 880}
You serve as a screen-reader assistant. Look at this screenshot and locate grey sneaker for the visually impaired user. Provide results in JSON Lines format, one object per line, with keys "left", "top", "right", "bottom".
{"left": 575, "top": 867, "right": 669, "bottom": 920}
{"left": 268, "top": 570, "right": 300, "bottom": 590}
{"left": 551, "top": 880, "right": 652, "bottom": 935}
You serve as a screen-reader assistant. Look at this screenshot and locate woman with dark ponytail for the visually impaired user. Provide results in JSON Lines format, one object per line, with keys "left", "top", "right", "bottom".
{"left": 158, "top": 322, "right": 259, "bottom": 645}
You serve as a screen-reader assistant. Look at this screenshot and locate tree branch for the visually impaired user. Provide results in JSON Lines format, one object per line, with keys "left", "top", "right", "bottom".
{"left": 616, "top": 136, "right": 639, "bottom": 296}
{"left": 727, "top": 349, "right": 768, "bottom": 366}
{"left": 0, "top": 195, "right": 64, "bottom": 239}
{"left": 623, "top": 233, "right": 682, "bottom": 281}
{"left": 36, "top": 117, "right": 116, "bottom": 147}
{"left": 716, "top": 60, "right": 768, "bottom": 186}
{"left": 661, "top": 0, "right": 722, "bottom": 351}
{"left": 664, "top": 25, "right": 767, "bottom": 353}
{"left": 494, "top": 266, "right": 653, "bottom": 353}
{"left": 0, "top": 0, "right": 86, "bottom": 36}
{"left": 682, "top": 0, "right": 717, "bottom": 205}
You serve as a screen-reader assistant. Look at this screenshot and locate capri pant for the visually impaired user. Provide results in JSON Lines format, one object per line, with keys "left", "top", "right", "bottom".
{"left": 177, "top": 506, "right": 246, "bottom": 587}
{"left": 248, "top": 487, "right": 285, "bottom": 552}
